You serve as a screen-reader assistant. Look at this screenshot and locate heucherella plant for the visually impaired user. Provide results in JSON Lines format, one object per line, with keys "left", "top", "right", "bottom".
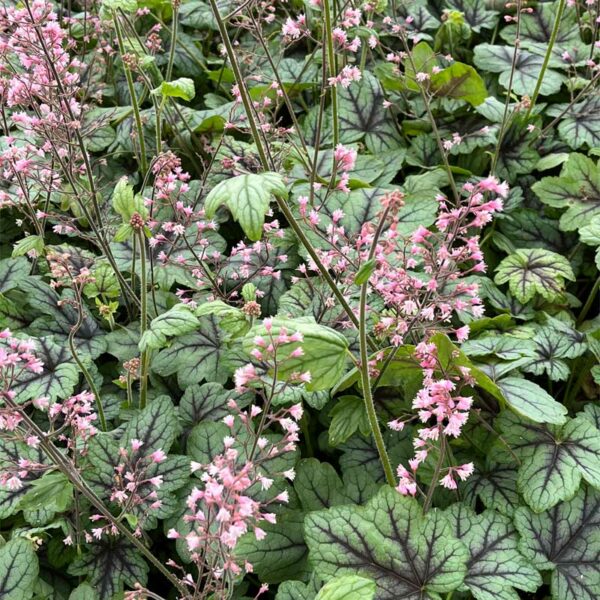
{"left": 1, "top": 0, "right": 600, "bottom": 598}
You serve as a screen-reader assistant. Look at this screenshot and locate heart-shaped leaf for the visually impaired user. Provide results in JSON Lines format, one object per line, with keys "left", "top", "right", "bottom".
{"left": 515, "top": 486, "right": 600, "bottom": 600}
{"left": 304, "top": 486, "right": 468, "bottom": 598}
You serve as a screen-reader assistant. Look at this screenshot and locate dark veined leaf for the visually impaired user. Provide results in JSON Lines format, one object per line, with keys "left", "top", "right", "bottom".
{"left": 515, "top": 486, "right": 600, "bottom": 600}
{"left": 548, "top": 95, "right": 600, "bottom": 150}
{"left": 446, "top": 0, "right": 498, "bottom": 32}
{"left": 179, "top": 382, "right": 233, "bottom": 427}
{"left": 243, "top": 317, "right": 349, "bottom": 391}
{"left": 204, "top": 172, "right": 287, "bottom": 241}
{"left": 497, "top": 412, "right": 600, "bottom": 511}
{"left": 497, "top": 376, "right": 568, "bottom": 425}
{"left": 294, "top": 459, "right": 348, "bottom": 511}
{"left": 445, "top": 504, "right": 541, "bottom": 600}
{"left": 521, "top": 321, "right": 587, "bottom": 381}
{"left": 151, "top": 315, "right": 231, "bottom": 387}
{"left": 304, "top": 486, "right": 468, "bottom": 598}
{"left": 11, "top": 337, "right": 79, "bottom": 402}
{"left": 85, "top": 397, "right": 188, "bottom": 524}
{"left": 463, "top": 461, "right": 520, "bottom": 517}
{"left": 21, "top": 279, "right": 106, "bottom": 358}
{"left": 314, "top": 575, "right": 376, "bottom": 600}
{"left": 473, "top": 44, "right": 564, "bottom": 96}
{"left": 500, "top": 0, "right": 584, "bottom": 57}
{"left": 532, "top": 153, "right": 600, "bottom": 232}
{"left": 139, "top": 303, "right": 200, "bottom": 351}
{"left": 337, "top": 71, "right": 403, "bottom": 153}
{"left": 236, "top": 511, "right": 310, "bottom": 584}
{"left": 0, "top": 538, "right": 39, "bottom": 600}
{"left": 0, "top": 257, "right": 30, "bottom": 293}
{"left": 123, "top": 395, "right": 180, "bottom": 453}
{"left": 494, "top": 248, "right": 575, "bottom": 303}
{"left": 68, "top": 540, "right": 149, "bottom": 600}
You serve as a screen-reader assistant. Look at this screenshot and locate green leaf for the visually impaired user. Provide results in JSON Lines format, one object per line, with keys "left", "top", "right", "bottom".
{"left": 204, "top": 172, "right": 287, "bottom": 241}
{"left": 494, "top": 248, "right": 575, "bottom": 303}
{"left": 12, "top": 235, "right": 44, "bottom": 257}
{"left": 153, "top": 78, "right": 196, "bottom": 101}
{"left": 532, "top": 153, "right": 600, "bottom": 232}
{"left": 515, "top": 486, "right": 600, "bottom": 600}
{"left": 315, "top": 575, "right": 376, "bottom": 600}
{"left": 497, "top": 412, "right": 600, "bottom": 511}
{"left": 236, "top": 511, "right": 310, "bottom": 583}
{"left": 328, "top": 396, "right": 370, "bottom": 446}
{"left": 243, "top": 317, "right": 349, "bottom": 391}
{"left": 68, "top": 583, "right": 99, "bottom": 600}
{"left": 18, "top": 471, "right": 73, "bottom": 514}
{"left": 354, "top": 259, "right": 376, "bottom": 285}
{"left": 139, "top": 303, "right": 200, "bottom": 351}
{"left": 445, "top": 504, "right": 542, "bottom": 600}
{"left": 497, "top": 376, "right": 568, "bottom": 425}
{"left": 473, "top": 44, "right": 564, "bottom": 96}
{"left": 112, "top": 178, "right": 146, "bottom": 222}
{"left": 68, "top": 540, "right": 148, "bottom": 600}
{"left": 0, "top": 538, "right": 39, "bottom": 600}
{"left": 431, "top": 62, "right": 487, "bottom": 106}
{"left": 100, "top": 0, "right": 137, "bottom": 13}
{"left": 123, "top": 395, "right": 179, "bottom": 453}
{"left": 337, "top": 71, "right": 403, "bottom": 152}
{"left": 304, "top": 486, "right": 468, "bottom": 598}
{"left": 580, "top": 215, "right": 600, "bottom": 268}
{"left": 152, "top": 315, "right": 231, "bottom": 387}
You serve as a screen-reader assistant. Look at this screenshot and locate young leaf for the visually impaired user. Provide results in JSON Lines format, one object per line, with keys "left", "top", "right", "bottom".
{"left": 497, "top": 376, "right": 568, "bottom": 425}
{"left": 0, "top": 538, "right": 39, "bottom": 600}
{"left": 494, "top": 248, "right": 575, "bottom": 303}
{"left": 152, "top": 78, "right": 196, "bottom": 101}
{"left": 497, "top": 412, "right": 600, "bottom": 512}
{"left": 112, "top": 178, "right": 147, "bottom": 222}
{"left": 12, "top": 235, "right": 44, "bottom": 258}
{"left": 515, "top": 486, "right": 600, "bottom": 600}
{"left": 314, "top": 575, "right": 376, "bottom": 600}
{"left": 243, "top": 317, "right": 349, "bottom": 391}
{"left": 431, "top": 62, "right": 487, "bottom": 106}
{"left": 204, "top": 172, "right": 287, "bottom": 241}
{"left": 328, "top": 396, "right": 370, "bottom": 446}
{"left": 18, "top": 471, "right": 73, "bottom": 513}
{"left": 445, "top": 504, "right": 542, "bottom": 600}
{"left": 304, "top": 486, "right": 468, "bottom": 598}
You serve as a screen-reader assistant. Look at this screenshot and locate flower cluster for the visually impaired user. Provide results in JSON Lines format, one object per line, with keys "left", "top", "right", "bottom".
{"left": 391, "top": 342, "right": 475, "bottom": 496}
{"left": 167, "top": 401, "right": 301, "bottom": 595}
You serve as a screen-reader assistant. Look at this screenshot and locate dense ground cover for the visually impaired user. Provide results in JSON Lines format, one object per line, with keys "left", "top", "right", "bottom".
{"left": 1, "top": 0, "right": 600, "bottom": 598}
